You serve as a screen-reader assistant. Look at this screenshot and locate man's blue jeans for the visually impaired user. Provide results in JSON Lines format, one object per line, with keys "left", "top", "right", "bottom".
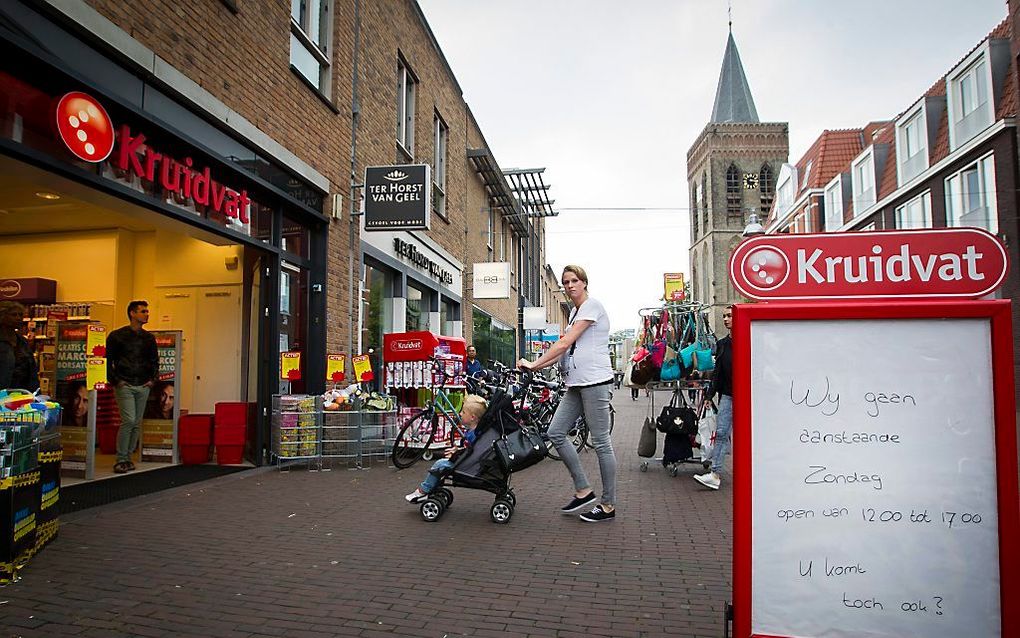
{"left": 710, "top": 394, "right": 733, "bottom": 474}
{"left": 114, "top": 383, "right": 150, "bottom": 463}
{"left": 420, "top": 458, "right": 453, "bottom": 493}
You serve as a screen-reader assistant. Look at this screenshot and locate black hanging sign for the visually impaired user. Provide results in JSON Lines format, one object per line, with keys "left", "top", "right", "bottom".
{"left": 364, "top": 164, "right": 431, "bottom": 231}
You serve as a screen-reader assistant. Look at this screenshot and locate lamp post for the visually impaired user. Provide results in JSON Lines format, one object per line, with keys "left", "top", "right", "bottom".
{"left": 742, "top": 211, "right": 765, "bottom": 237}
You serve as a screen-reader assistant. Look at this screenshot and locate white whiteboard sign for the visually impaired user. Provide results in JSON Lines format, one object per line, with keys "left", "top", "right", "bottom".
{"left": 750, "top": 319, "right": 1000, "bottom": 637}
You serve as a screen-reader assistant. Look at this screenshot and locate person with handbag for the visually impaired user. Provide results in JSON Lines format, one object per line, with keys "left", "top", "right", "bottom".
{"left": 404, "top": 394, "right": 487, "bottom": 503}
{"left": 694, "top": 305, "right": 733, "bottom": 490}
{"left": 517, "top": 265, "right": 618, "bottom": 522}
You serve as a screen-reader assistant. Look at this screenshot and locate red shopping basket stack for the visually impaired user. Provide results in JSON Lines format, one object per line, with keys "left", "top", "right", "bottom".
{"left": 213, "top": 402, "right": 251, "bottom": 465}
{"left": 178, "top": 414, "right": 213, "bottom": 465}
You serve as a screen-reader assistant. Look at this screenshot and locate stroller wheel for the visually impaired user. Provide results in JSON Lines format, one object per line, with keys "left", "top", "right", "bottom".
{"left": 490, "top": 499, "right": 514, "bottom": 524}
{"left": 438, "top": 488, "right": 454, "bottom": 508}
{"left": 640, "top": 462, "right": 648, "bottom": 472}
{"left": 420, "top": 498, "right": 444, "bottom": 522}
{"left": 507, "top": 492, "right": 516, "bottom": 507}
{"left": 669, "top": 465, "right": 679, "bottom": 477}
{"left": 422, "top": 449, "right": 434, "bottom": 462}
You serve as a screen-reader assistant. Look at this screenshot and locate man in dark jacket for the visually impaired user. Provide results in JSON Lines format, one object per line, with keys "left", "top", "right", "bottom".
{"left": 695, "top": 305, "right": 733, "bottom": 490}
{"left": 107, "top": 301, "right": 159, "bottom": 474}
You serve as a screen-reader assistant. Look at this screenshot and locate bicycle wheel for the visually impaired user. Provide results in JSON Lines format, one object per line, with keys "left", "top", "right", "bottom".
{"left": 391, "top": 411, "right": 437, "bottom": 469}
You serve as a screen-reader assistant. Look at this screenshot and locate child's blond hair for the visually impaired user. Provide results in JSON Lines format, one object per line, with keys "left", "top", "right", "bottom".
{"left": 461, "top": 394, "right": 487, "bottom": 421}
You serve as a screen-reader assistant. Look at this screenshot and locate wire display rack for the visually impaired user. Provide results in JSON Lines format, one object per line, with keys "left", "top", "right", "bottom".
{"left": 271, "top": 394, "right": 397, "bottom": 471}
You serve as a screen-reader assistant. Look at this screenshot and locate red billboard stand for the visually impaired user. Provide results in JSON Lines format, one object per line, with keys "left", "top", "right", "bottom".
{"left": 727, "top": 228, "right": 1018, "bottom": 638}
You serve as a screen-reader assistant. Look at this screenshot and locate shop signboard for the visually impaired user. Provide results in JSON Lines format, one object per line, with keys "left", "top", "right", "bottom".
{"left": 141, "top": 331, "right": 181, "bottom": 464}
{"left": 728, "top": 230, "right": 1018, "bottom": 638}
{"left": 663, "top": 272, "right": 686, "bottom": 301}
{"left": 281, "top": 352, "right": 302, "bottom": 381}
{"left": 364, "top": 164, "right": 431, "bottom": 231}
{"left": 326, "top": 354, "right": 346, "bottom": 383}
{"left": 522, "top": 306, "right": 546, "bottom": 330}
{"left": 472, "top": 262, "right": 511, "bottom": 299}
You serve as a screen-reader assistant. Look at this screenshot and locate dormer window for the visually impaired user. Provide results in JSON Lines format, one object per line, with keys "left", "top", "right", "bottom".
{"left": 823, "top": 175, "right": 844, "bottom": 231}
{"left": 948, "top": 52, "right": 993, "bottom": 150}
{"left": 945, "top": 153, "right": 997, "bottom": 233}
{"left": 774, "top": 163, "right": 797, "bottom": 218}
{"left": 851, "top": 148, "right": 876, "bottom": 216}
{"left": 896, "top": 108, "right": 928, "bottom": 184}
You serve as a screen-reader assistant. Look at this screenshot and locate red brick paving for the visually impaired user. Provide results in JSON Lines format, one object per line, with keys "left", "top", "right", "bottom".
{"left": 0, "top": 392, "right": 732, "bottom": 638}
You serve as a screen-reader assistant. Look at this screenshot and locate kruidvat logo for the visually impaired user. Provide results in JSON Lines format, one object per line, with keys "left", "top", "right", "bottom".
{"left": 390, "top": 339, "right": 423, "bottom": 351}
{"left": 55, "top": 92, "right": 115, "bottom": 162}
{"left": 740, "top": 246, "right": 789, "bottom": 291}
{"left": 729, "top": 228, "right": 1009, "bottom": 300}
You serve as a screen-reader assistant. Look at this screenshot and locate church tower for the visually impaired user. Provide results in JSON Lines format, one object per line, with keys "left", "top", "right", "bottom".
{"left": 686, "top": 27, "right": 788, "bottom": 330}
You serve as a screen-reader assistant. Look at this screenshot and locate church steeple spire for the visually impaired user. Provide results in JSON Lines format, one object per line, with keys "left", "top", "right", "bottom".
{"left": 710, "top": 30, "right": 759, "bottom": 124}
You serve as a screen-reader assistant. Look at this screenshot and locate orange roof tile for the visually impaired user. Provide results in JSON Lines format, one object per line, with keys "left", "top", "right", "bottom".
{"left": 794, "top": 129, "right": 865, "bottom": 194}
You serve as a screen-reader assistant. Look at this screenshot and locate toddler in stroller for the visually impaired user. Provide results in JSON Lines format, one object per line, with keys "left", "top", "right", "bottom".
{"left": 404, "top": 385, "right": 544, "bottom": 524}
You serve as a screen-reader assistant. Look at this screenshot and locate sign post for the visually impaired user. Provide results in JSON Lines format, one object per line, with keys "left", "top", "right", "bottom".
{"left": 728, "top": 229, "right": 1018, "bottom": 638}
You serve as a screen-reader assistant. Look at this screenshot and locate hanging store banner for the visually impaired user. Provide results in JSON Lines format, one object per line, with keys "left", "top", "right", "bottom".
{"left": 522, "top": 306, "right": 547, "bottom": 330}
{"left": 141, "top": 331, "right": 181, "bottom": 464}
{"left": 352, "top": 354, "right": 374, "bottom": 382}
{"left": 281, "top": 351, "right": 302, "bottom": 381}
{"left": 364, "top": 164, "right": 431, "bottom": 231}
{"left": 472, "top": 262, "right": 512, "bottom": 299}
{"left": 326, "top": 354, "right": 346, "bottom": 383}
{"left": 663, "top": 273, "right": 686, "bottom": 301}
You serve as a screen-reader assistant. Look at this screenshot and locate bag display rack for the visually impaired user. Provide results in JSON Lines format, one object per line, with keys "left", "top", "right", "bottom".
{"left": 271, "top": 394, "right": 398, "bottom": 471}
{"left": 638, "top": 380, "right": 711, "bottom": 475}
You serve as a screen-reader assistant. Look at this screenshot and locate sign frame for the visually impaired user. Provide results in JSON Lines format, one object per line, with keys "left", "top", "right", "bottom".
{"left": 364, "top": 164, "right": 432, "bottom": 231}
{"left": 731, "top": 300, "right": 1019, "bottom": 638}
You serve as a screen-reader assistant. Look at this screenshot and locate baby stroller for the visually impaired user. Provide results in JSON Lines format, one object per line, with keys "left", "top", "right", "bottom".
{"left": 417, "top": 383, "right": 545, "bottom": 524}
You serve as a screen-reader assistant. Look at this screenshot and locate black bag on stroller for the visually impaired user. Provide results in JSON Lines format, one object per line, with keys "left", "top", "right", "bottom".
{"left": 493, "top": 427, "right": 546, "bottom": 473}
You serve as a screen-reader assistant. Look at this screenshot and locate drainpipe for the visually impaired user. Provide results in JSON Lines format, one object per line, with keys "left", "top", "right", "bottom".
{"left": 347, "top": 0, "right": 363, "bottom": 370}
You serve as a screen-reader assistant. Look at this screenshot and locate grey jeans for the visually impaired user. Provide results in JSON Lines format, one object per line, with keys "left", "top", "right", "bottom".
{"left": 548, "top": 382, "right": 617, "bottom": 506}
{"left": 114, "top": 383, "right": 150, "bottom": 463}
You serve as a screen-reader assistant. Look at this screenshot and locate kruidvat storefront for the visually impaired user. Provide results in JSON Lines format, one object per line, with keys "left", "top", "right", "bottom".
{"left": 0, "top": 4, "right": 329, "bottom": 479}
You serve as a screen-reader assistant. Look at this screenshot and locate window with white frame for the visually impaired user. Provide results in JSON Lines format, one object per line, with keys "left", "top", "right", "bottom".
{"left": 945, "top": 154, "right": 997, "bottom": 233}
{"left": 823, "top": 176, "right": 844, "bottom": 231}
{"left": 951, "top": 56, "right": 991, "bottom": 148}
{"left": 290, "top": 0, "right": 331, "bottom": 93}
{"left": 894, "top": 191, "right": 932, "bottom": 229}
{"left": 897, "top": 110, "right": 927, "bottom": 183}
{"left": 432, "top": 112, "right": 448, "bottom": 218}
{"left": 852, "top": 150, "right": 876, "bottom": 216}
{"left": 396, "top": 58, "right": 417, "bottom": 155}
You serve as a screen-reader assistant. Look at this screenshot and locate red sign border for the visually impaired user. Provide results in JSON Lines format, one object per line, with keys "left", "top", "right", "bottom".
{"left": 729, "top": 228, "right": 1009, "bottom": 301}
{"left": 731, "top": 300, "right": 1019, "bottom": 638}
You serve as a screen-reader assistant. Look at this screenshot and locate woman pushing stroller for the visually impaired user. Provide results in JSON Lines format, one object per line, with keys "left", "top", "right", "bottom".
{"left": 518, "top": 265, "right": 618, "bottom": 522}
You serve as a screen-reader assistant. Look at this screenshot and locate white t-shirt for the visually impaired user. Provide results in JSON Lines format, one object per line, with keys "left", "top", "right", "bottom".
{"left": 560, "top": 297, "right": 613, "bottom": 387}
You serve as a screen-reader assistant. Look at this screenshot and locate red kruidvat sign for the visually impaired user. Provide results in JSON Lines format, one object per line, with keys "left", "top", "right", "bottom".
{"left": 729, "top": 228, "right": 1008, "bottom": 300}
{"left": 383, "top": 331, "right": 440, "bottom": 362}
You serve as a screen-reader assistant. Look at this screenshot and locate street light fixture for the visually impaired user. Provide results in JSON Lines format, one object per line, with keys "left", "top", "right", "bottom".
{"left": 742, "top": 212, "right": 765, "bottom": 237}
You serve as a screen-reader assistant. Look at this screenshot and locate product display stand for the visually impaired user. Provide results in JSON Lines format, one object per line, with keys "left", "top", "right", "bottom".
{"left": 271, "top": 395, "right": 321, "bottom": 471}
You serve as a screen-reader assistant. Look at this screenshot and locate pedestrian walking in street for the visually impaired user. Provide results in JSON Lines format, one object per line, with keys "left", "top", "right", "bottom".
{"left": 518, "top": 265, "right": 618, "bottom": 522}
{"left": 404, "top": 394, "right": 487, "bottom": 502}
{"left": 107, "top": 300, "right": 159, "bottom": 474}
{"left": 695, "top": 305, "right": 733, "bottom": 490}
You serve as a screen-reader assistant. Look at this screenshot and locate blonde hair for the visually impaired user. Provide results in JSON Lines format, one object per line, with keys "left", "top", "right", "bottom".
{"left": 562, "top": 265, "right": 588, "bottom": 286}
{"left": 461, "top": 394, "right": 487, "bottom": 420}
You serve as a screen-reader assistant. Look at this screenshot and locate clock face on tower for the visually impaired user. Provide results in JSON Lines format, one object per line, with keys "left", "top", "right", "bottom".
{"left": 743, "top": 173, "right": 759, "bottom": 189}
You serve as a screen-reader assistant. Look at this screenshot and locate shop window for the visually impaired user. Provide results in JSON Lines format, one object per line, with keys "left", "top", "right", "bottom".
{"left": 281, "top": 212, "right": 310, "bottom": 258}
{"left": 290, "top": 0, "right": 332, "bottom": 95}
{"left": 396, "top": 57, "right": 417, "bottom": 158}
{"left": 472, "top": 310, "right": 515, "bottom": 367}
{"left": 363, "top": 261, "right": 394, "bottom": 391}
{"left": 440, "top": 297, "right": 459, "bottom": 337}
{"left": 249, "top": 200, "right": 274, "bottom": 244}
{"left": 406, "top": 283, "right": 428, "bottom": 332}
{"left": 279, "top": 262, "right": 307, "bottom": 394}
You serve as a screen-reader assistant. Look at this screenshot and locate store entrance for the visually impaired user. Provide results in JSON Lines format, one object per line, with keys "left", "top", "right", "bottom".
{"left": 0, "top": 156, "right": 266, "bottom": 482}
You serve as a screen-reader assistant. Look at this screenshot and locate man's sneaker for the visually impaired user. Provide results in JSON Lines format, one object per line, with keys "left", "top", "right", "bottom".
{"left": 404, "top": 489, "right": 426, "bottom": 503}
{"left": 694, "top": 472, "right": 721, "bottom": 490}
{"left": 560, "top": 492, "right": 597, "bottom": 514}
{"left": 580, "top": 505, "right": 616, "bottom": 522}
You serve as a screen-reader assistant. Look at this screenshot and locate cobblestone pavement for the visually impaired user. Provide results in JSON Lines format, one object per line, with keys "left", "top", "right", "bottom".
{"left": 1, "top": 390, "right": 732, "bottom": 638}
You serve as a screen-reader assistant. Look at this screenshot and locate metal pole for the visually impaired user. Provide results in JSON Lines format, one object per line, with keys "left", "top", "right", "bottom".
{"left": 347, "top": 0, "right": 363, "bottom": 373}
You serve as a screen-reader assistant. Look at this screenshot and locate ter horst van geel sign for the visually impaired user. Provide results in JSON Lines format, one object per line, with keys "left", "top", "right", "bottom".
{"left": 729, "top": 228, "right": 1009, "bottom": 300}
{"left": 364, "top": 164, "right": 431, "bottom": 231}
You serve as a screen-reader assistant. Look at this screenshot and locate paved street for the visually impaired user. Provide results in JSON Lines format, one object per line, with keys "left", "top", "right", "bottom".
{"left": 1, "top": 391, "right": 732, "bottom": 638}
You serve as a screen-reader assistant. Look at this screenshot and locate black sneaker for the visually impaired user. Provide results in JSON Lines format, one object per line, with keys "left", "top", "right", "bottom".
{"left": 560, "top": 492, "right": 597, "bottom": 514}
{"left": 580, "top": 505, "right": 616, "bottom": 522}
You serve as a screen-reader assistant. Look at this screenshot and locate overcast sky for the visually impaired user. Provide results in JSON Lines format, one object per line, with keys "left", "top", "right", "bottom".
{"left": 418, "top": 0, "right": 1008, "bottom": 331}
